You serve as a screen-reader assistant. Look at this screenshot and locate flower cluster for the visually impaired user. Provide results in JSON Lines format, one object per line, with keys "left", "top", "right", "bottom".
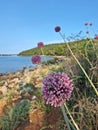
{"left": 84, "top": 22, "right": 88, "bottom": 26}
{"left": 31, "top": 54, "right": 41, "bottom": 64}
{"left": 55, "top": 26, "right": 61, "bottom": 32}
{"left": 84, "top": 22, "right": 93, "bottom": 26}
{"left": 37, "top": 42, "right": 44, "bottom": 48}
{"left": 94, "top": 35, "right": 98, "bottom": 40}
{"left": 84, "top": 22, "right": 93, "bottom": 36}
{"left": 42, "top": 72, "right": 74, "bottom": 107}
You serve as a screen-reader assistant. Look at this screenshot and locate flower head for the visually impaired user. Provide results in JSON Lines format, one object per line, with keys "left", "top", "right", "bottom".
{"left": 31, "top": 54, "right": 41, "bottom": 64}
{"left": 94, "top": 35, "right": 98, "bottom": 40}
{"left": 55, "top": 26, "right": 61, "bottom": 32}
{"left": 84, "top": 22, "right": 88, "bottom": 26}
{"left": 89, "top": 22, "right": 93, "bottom": 26}
{"left": 42, "top": 72, "right": 74, "bottom": 107}
{"left": 37, "top": 42, "right": 44, "bottom": 48}
{"left": 86, "top": 31, "right": 89, "bottom": 34}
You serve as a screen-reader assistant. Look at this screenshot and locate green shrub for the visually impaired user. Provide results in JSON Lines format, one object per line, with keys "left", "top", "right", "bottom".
{"left": 0, "top": 99, "right": 30, "bottom": 130}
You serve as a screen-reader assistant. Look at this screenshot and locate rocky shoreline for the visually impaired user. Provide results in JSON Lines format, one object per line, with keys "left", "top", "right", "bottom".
{"left": 0, "top": 64, "right": 60, "bottom": 94}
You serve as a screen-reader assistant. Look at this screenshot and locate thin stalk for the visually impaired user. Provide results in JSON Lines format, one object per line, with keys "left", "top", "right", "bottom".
{"left": 61, "top": 105, "right": 71, "bottom": 130}
{"left": 84, "top": 42, "right": 93, "bottom": 67}
{"left": 41, "top": 48, "right": 51, "bottom": 70}
{"left": 64, "top": 103, "right": 80, "bottom": 130}
{"left": 59, "top": 32, "right": 98, "bottom": 96}
{"left": 68, "top": 119, "right": 77, "bottom": 130}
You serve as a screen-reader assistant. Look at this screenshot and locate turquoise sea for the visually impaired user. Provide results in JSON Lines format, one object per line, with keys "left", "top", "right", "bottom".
{"left": 0, "top": 56, "right": 53, "bottom": 74}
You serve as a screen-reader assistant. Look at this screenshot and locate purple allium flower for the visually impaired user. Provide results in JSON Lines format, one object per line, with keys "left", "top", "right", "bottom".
{"left": 31, "top": 54, "right": 41, "bottom": 64}
{"left": 37, "top": 42, "right": 44, "bottom": 48}
{"left": 42, "top": 72, "right": 74, "bottom": 107}
{"left": 55, "top": 26, "right": 61, "bottom": 32}
{"left": 84, "top": 22, "right": 88, "bottom": 26}
{"left": 94, "top": 35, "right": 98, "bottom": 40}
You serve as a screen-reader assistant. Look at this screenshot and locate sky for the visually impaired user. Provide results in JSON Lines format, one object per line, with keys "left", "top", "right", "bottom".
{"left": 0, "top": 0, "right": 98, "bottom": 54}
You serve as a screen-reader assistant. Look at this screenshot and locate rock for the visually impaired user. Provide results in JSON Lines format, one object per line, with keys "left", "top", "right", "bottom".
{"left": 0, "top": 99, "right": 7, "bottom": 116}
{"left": 0, "top": 86, "right": 7, "bottom": 95}
{"left": 7, "top": 78, "right": 20, "bottom": 88}
{"left": 0, "top": 90, "right": 3, "bottom": 95}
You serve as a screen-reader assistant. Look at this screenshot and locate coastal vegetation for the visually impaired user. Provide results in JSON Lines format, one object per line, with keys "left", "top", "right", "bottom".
{"left": 18, "top": 39, "right": 98, "bottom": 56}
{"left": 0, "top": 24, "right": 98, "bottom": 130}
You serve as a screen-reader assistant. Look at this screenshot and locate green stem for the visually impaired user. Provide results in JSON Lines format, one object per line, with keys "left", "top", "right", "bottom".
{"left": 41, "top": 48, "right": 47, "bottom": 63}
{"left": 41, "top": 48, "right": 51, "bottom": 70}
{"left": 59, "top": 32, "right": 98, "bottom": 96}
{"left": 61, "top": 105, "right": 71, "bottom": 130}
{"left": 64, "top": 103, "right": 80, "bottom": 130}
{"left": 68, "top": 119, "right": 77, "bottom": 130}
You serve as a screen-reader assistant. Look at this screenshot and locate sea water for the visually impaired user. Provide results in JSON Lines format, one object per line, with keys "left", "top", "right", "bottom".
{"left": 0, "top": 56, "right": 53, "bottom": 74}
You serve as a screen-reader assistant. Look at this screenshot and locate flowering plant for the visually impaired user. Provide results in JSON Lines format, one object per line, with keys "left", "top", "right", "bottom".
{"left": 37, "top": 42, "right": 44, "bottom": 48}
{"left": 30, "top": 22, "right": 98, "bottom": 130}
{"left": 94, "top": 35, "right": 98, "bottom": 39}
{"left": 54, "top": 25, "right": 98, "bottom": 96}
{"left": 42, "top": 72, "right": 74, "bottom": 107}
{"left": 31, "top": 54, "right": 41, "bottom": 64}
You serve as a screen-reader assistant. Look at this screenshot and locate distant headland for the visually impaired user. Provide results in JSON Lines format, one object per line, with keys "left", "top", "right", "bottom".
{"left": 0, "top": 54, "right": 17, "bottom": 56}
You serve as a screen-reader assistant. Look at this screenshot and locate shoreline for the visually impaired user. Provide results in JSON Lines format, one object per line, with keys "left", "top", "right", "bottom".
{"left": 0, "top": 64, "right": 60, "bottom": 94}
{"left": 0, "top": 54, "right": 17, "bottom": 56}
